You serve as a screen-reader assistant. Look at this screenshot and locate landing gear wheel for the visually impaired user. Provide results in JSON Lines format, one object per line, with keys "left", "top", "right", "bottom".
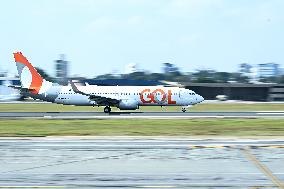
{"left": 182, "top": 108, "right": 186, "bottom": 112}
{"left": 104, "top": 106, "right": 111, "bottom": 113}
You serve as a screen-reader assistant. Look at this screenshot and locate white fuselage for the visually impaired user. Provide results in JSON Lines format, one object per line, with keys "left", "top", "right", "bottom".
{"left": 52, "top": 85, "right": 204, "bottom": 107}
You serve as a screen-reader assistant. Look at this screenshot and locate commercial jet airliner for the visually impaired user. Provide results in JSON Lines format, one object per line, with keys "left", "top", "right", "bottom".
{"left": 0, "top": 80, "right": 21, "bottom": 101}
{"left": 10, "top": 52, "right": 204, "bottom": 113}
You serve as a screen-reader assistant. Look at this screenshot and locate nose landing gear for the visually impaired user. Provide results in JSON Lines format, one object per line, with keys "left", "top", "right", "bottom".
{"left": 181, "top": 105, "right": 191, "bottom": 112}
{"left": 104, "top": 106, "right": 111, "bottom": 113}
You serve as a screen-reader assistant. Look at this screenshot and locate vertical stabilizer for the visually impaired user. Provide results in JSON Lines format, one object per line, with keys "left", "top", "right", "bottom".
{"left": 13, "top": 52, "right": 52, "bottom": 94}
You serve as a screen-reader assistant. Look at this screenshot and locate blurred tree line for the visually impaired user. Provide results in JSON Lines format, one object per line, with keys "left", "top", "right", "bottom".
{"left": 35, "top": 63, "right": 284, "bottom": 84}
{"left": 93, "top": 64, "right": 284, "bottom": 84}
{"left": 93, "top": 70, "right": 254, "bottom": 83}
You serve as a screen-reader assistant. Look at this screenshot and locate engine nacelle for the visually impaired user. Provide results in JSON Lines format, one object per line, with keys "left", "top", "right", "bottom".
{"left": 118, "top": 99, "right": 139, "bottom": 110}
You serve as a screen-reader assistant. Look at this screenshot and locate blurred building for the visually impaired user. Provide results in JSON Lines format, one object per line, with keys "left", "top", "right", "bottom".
{"left": 239, "top": 63, "right": 252, "bottom": 75}
{"left": 182, "top": 82, "right": 284, "bottom": 101}
{"left": 55, "top": 54, "right": 69, "bottom": 85}
{"left": 0, "top": 72, "right": 21, "bottom": 101}
{"left": 258, "top": 63, "right": 280, "bottom": 78}
{"left": 0, "top": 71, "right": 20, "bottom": 86}
{"left": 238, "top": 63, "right": 259, "bottom": 83}
{"left": 0, "top": 70, "right": 6, "bottom": 77}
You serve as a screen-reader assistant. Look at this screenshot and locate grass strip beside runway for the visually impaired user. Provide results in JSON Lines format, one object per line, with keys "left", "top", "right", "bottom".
{"left": 0, "top": 119, "right": 284, "bottom": 137}
{"left": 0, "top": 103, "right": 284, "bottom": 112}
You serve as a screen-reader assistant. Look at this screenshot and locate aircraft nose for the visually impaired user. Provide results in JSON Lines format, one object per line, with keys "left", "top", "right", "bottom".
{"left": 197, "top": 95, "right": 204, "bottom": 103}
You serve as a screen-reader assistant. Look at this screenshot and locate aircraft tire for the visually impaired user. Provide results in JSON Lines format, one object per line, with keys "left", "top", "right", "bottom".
{"left": 104, "top": 106, "right": 111, "bottom": 113}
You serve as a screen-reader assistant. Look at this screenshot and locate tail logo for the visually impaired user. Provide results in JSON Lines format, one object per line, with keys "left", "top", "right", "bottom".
{"left": 13, "top": 52, "right": 43, "bottom": 94}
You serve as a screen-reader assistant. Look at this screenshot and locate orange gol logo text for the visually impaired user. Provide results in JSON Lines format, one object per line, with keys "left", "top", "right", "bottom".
{"left": 140, "top": 89, "right": 176, "bottom": 104}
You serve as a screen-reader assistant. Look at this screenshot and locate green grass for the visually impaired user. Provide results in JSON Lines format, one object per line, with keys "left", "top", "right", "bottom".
{"left": 0, "top": 102, "right": 284, "bottom": 112}
{"left": 0, "top": 119, "right": 283, "bottom": 137}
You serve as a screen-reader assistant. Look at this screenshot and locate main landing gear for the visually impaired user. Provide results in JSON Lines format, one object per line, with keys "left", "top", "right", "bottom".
{"left": 104, "top": 106, "right": 112, "bottom": 113}
{"left": 182, "top": 107, "right": 187, "bottom": 112}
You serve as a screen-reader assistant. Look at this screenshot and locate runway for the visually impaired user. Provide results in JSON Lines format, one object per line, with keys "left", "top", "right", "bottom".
{"left": 0, "top": 138, "right": 283, "bottom": 188}
{"left": 0, "top": 111, "right": 284, "bottom": 119}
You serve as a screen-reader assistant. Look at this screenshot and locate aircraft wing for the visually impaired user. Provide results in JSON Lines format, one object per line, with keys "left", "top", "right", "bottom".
{"left": 70, "top": 82, "right": 120, "bottom": 106}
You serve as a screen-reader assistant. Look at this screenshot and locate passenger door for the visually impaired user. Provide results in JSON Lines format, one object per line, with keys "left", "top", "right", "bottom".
{"left": 179, "top": 89, "right": 188, "bottom": 99}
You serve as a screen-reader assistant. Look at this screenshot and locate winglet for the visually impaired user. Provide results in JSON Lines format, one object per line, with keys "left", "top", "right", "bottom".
{"left": 70, "top": 80, "right": 85, "bottom": 95}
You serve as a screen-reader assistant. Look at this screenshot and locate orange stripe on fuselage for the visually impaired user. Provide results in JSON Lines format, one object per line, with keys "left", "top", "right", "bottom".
{"left": 14, "top": 52, "right": 43, "bottom": 94}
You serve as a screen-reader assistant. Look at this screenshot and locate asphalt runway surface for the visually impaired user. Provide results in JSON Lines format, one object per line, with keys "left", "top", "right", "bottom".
{"left": 0, "top": 138, "right": 284, "bottom": 188}
{"left": 0, "top": 111, "right": 284, "bottom": 119}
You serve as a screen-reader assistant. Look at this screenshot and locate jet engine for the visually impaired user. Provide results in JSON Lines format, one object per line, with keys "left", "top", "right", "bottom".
{"left": 118, "top": 99, "right": 139, "bottom": 110}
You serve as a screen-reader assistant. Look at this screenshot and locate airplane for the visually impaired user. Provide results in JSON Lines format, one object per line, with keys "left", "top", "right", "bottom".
{"left": 10, "top": 52, "right": 204, "bottom": 113}
{"left": 0, "top": 80, "right": 21, "bottom": 101}
{"left": 0, "top": 93, "right": 21, "bottom": 101}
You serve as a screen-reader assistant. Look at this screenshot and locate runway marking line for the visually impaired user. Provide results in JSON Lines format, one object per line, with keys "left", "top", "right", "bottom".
{"left": 189, "top": 145, "right": 226, "bottom": 149}
{"left": 249, "top": 187, "right": 277, "bottom": 189}
{"left": 262, "top": 146, "right": 284, "bottom": 148}
{"left": 241, "top": 147, "right": 284, "bottom": 189}
{"left": 189, "top": 145, "right": 284, "bottom": 149}
{"left": 137, "top": 186, "right": 176, "bottom": 188}
{"left": 138, "top": 185, "right": 275, "bottom": 188}
{"left": 0, "top": 186, "right": 65, "bottom": 188}
{"left": 257, "top": 113, "right": 284, "bottom": 115}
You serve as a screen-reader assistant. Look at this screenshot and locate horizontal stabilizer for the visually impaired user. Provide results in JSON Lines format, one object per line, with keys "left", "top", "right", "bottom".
{"left": 9, "top": 85, "right": 37, "bottom": 93}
